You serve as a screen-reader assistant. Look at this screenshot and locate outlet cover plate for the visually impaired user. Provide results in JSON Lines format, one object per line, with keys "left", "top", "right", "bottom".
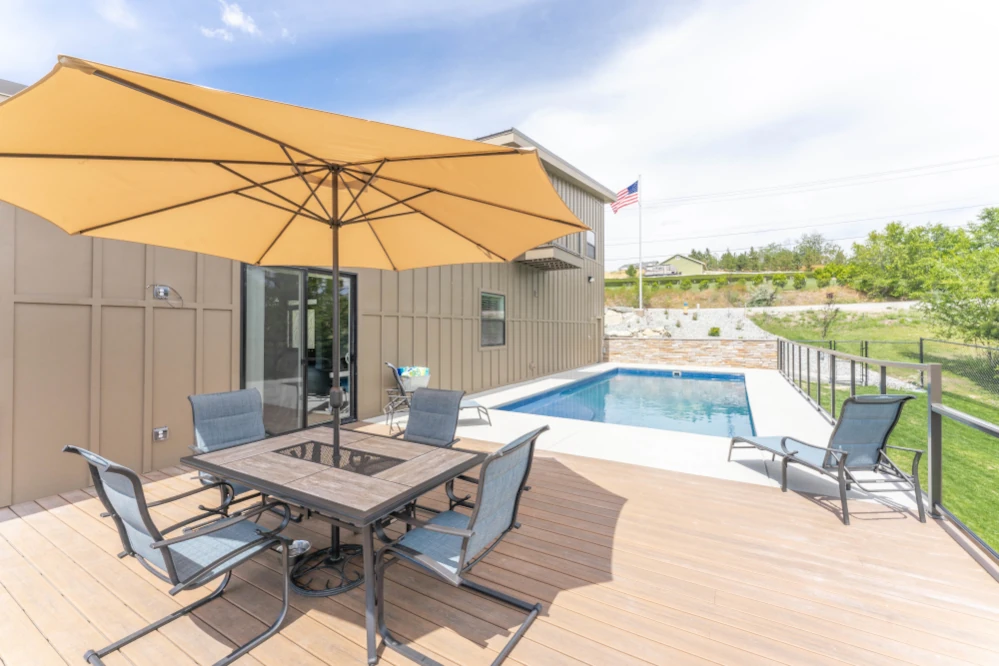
{"left": 153, "top": 427, "right": 169, "bottom": 442}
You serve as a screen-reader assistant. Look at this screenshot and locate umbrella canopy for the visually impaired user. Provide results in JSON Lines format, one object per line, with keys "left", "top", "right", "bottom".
{"left": 0, "top": 56, "right": 587, "bottom": 269}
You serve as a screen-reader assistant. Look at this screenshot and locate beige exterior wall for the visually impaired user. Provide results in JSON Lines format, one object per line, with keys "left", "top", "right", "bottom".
{"left": 0, "top": 203, "right": 240, "bottom": 506}
{"left": 353, "top": 171, "right": 606, "bottom": 419}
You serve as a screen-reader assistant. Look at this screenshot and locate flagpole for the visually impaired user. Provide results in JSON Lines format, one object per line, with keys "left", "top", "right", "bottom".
{"left": 637, "top": 174, "right": 643, "bottom": 309}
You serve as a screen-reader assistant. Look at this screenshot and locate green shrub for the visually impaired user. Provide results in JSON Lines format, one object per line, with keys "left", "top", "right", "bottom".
{"left": 736, "top": 277, "right": 748, "bottom": 286}
{"left": 708, "top": 327, "right": 721, "bottom": 337}
{"left": 816, "top": 277, "right": 831, "bottom": 288}
{"left": 679, "top": 278, "right": 693, "bottom": 290}
{"left": 751, "top": 274, "right": 765, "bottom": 286}
{"left": 793, "top": 275, "right": 807, "bottom": 289}
{"left": 772, "top": 273, "right": 789, "bottom": 288}
{"left": 715, "top": 276, "right": 729, "bottom": 288}
{"left": 747, "top": 284, "right": 778, "bottom": 307}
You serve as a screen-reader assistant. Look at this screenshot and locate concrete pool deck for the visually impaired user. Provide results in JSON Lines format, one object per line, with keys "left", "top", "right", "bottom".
{"left": 372, "top": 362, "right": 923, "bottom": 516}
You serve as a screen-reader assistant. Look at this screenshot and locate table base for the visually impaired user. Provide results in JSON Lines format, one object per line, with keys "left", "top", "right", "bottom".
{"left": 291, "top": 526, "right": 365, "bottom": 596}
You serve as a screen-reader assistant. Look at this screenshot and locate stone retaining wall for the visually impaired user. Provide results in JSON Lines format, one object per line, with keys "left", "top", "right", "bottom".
{"left": 604, "top": 337, "right": 778, "bottom": 369}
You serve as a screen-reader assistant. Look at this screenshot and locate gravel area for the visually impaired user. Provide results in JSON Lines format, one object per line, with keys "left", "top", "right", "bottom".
{"left": 605, "top": 306, "right": 775, "bottom": 340}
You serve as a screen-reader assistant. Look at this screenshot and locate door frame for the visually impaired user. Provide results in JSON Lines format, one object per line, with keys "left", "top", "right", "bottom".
{"left": 239, "top": 264, "right": 358, "bottom": 426}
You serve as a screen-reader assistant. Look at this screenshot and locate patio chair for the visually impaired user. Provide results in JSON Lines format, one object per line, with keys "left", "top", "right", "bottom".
{"left": 384, "top": 362, "right": 491, "bottom": 430}
{"left": 63, "top": 445, "right": 307, "bottom": 666}
{"left": 728, "top": 394, "right": 924, "bottom": 525}
{"left": 373, "top": 426, "right": 548, "bottom": 666}
{"left": 188, "top": 388, "right": 267, "bottom": 514}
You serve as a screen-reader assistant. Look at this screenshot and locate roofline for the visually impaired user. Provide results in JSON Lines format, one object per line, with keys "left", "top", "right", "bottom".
{"left": 662, "top": 254, "right": 707, "bottom": 267}
{"left": 477, "top": 128, "right": 616, "bottom": 203}
{"left": 0, "top": 79, "right": 26, "bottom": 100}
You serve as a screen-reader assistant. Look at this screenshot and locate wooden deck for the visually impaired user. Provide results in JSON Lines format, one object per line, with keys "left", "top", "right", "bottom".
{"left": 1, "top": 434, "right": 999, "bottom": 666}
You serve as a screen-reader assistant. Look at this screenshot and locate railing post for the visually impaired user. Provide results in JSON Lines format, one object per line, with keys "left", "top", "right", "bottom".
{"left": 919, "top": 338, "right": 925, "bottom": 387}
{"left": 816, "top": 350, "right": 822, "bottom": 407}
{"left": 798, "top": 345, "right": 802, "bottom": 389}
{"left": 879, "top": 365, "right": 887, "bottom": 394}
{"left": 807, "top": 348, "right": 811, "bottom": 398}
{"left": 928, "top": 363, "right": 943, "bottom": 517}
{"left": 830, "top": 352, "right": 837, "bottom": 419}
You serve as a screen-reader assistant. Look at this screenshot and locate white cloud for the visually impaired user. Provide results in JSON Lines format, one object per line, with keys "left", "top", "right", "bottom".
{"left": 199, "top": 26, "right": 234, "bottom": 42}
{"left": 376, "top": 0, "right": 999, "bottom": 264}
{"left": 95, "top": 0, "right": 138, "bottom": 29}
{"left": 218, "top": 1, "right": 259, "bottom": 36}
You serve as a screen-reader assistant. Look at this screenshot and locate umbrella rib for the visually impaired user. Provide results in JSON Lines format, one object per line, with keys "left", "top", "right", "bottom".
{"left": 341, "top": 189, "right": 434, "bottom": 225}
{"left": 89, "top": 67, "right": 333, "bottom": 167}
{"left": 282, "top": 146, "right": 331, "bottom": 220}
{"left": 339, "top": 148, "right": 522, "bottom": 168}
{"left": 75, "top": 167, "right": 325, "bottom": 234}
{"left": 365, "top": 181, "right": 509, "bottom": 261}
{"left": 341, "top": 166, "right": 586, "bottom": 229}
{"left": 341, "top": 209, "right": 418, "bottom": 226}
{"left": 215, "top": 162, "right": 326, "bottom": 220}
{"left": 340, "top": 160, "right": 385, "bottom": 221}
{"left": 255, "top": 170, "right": 332, "bottom": 265}
{"left": 0, "top": 153, "right": 319, "bottom": 168}
{"left": 339, "top": 172, "right": 397, "bottom": 271}
{"left": 234, "top": 191, "right": 327, "bottom": 223}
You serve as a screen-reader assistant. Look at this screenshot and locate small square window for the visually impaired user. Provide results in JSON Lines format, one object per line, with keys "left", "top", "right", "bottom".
{"left": 585, "top": 230, "right": 596, "bottom": 259}
{"left": 481, "top": 292, "right": 506, "bottom": 347}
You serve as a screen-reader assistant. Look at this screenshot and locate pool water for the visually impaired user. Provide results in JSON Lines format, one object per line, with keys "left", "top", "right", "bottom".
{"left": 498, "top": 368, "right": 756, "bottom": 438}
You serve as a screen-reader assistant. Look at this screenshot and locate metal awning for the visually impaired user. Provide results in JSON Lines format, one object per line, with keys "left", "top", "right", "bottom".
{"left": 515, "top": 244, "right": 583, "bottom": 270}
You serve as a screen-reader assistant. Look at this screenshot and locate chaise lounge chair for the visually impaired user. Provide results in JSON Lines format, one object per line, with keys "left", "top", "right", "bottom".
{"left": 728, "top": 394, "right": 924, "bottom": 525}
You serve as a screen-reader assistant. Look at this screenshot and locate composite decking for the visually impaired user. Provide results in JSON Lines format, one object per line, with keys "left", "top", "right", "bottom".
{"left": 1, "top": 432, "right": 998, "bottom": 666}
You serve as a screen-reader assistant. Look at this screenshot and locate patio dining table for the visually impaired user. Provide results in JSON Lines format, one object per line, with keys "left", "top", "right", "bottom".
{"left": 182, "top": 425, "right": 485, "bottom": 664}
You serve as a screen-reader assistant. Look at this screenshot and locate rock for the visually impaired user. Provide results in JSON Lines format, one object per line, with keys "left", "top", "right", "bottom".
{"left": 605, "top": 309, "right": 624, "bottom": 326}
{"left": 605, "top": 328, "right": 632, "bottom": 337}
{"left": 608, "top": 306, "right": 633, "bottom": 313}
{"left": 645, "top": 309, "right": 668, "bottom": 328}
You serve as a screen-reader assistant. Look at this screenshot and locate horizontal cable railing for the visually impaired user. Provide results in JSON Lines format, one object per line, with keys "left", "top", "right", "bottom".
{"left": 776, "top": 337, "right": 999, "bottom": 573}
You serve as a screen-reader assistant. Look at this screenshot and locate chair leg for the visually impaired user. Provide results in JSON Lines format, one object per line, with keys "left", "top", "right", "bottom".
{"left": 910, "top": 463, "right": 926, "bottom": 523}
{"left": 727, "top": 439, "right": 734, "bottom": 462}
{"left": 376, "top": 551, "right": 541, "bottom": 666}
{"left": 84, "top": 571, "right": 231, "bottom": 665}
{"left": 838, "top": 470, "right": 851, "bottom": 526}
{"left": 780, "top": 456, "right": 790, "bottom": 492}
{"left": 84, "top": 546, "right": 292, "bottom": 666}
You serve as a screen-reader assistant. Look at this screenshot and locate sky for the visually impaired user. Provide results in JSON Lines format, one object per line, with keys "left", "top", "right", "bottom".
{"left": 2, "top": 0, "right": 999, "bottom": 270}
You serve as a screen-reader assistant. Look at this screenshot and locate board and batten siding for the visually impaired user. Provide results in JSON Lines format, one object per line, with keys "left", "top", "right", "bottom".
{"left": 0, "top": 203, "right": 241, "bottom": 506}
{"left": 353, "top": 171, "right": 605, "bottom": 419}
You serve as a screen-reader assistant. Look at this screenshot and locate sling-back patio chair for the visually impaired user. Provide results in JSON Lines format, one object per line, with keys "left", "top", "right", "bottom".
{"left": 385, "top": 362, "right": 491, "bottom": 432}
{"left": 188, "top": 388, "right": 267, "bottom": 514}
{"left": 64, "top": 445, "right": 306, "bottom": 666}
{"left": 728, "top": 394, "right": 924, "bottom": 525}
{"left": 373, "top": 426, "right": 548, "bottom": 666}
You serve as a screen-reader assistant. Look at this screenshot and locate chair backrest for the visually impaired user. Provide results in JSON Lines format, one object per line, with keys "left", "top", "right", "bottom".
{"left": 828, "top": 394, "right": 914, "bottom": 468}
{"left": 403, "top": 388, "right": 464, "bottom": 447}
{"left": 460, "top": 426, "right": 548, "bottom": 571}
{"left": 189, "top": 388, "right": 266, "bottom": 453}
{"left": 385, "top": 362, "right": 407, "bottom": 394}
{"left": 63, "top": 446, "right": 181, "bottom": 584}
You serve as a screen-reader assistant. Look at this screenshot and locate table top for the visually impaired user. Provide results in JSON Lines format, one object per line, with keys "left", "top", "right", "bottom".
{"left": 182, "top": 426, "right": 484, "bottom": 526}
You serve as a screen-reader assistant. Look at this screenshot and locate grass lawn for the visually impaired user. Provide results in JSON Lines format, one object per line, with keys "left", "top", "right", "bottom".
{"left": 767, "top": 309, "right": 999, "bottom": 550}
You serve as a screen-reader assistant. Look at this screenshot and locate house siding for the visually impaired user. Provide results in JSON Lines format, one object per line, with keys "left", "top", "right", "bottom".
{"left": 354, "top": 169, "right": 606, "bottom": 419}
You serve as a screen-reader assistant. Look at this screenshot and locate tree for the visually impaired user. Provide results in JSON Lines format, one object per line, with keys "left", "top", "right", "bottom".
{"left": 850, "top": 222, "right": 967, "bottom": 299}
{"left": 772, "top": 273, "right": 788, "bottom": 288}
{"left": 793, "top": 274, "right": 807, "bottom": 289}
{"left": 921, "top": 209, "right": 999, "bottom": 345}
{"left": 625, "top": 264, "right": 637, "bottom": 278}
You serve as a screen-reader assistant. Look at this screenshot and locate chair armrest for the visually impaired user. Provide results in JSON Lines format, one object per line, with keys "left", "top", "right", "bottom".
{"left": 456, "top": 474, "right": 479, "bottom": 485}
{"left": 147, "top": 480, "right": 233, "bottom": 508}
{"left": 885, "top": 445, "right": 924, "bottom": 456}
{"left": 782, "top": 437, "right": 848, "bottom": 467}
{"left": 151, "top": 500, "right": 290, "bottom": 549}
{"left": 388, "top": 511, "right": 474, "bottom": 538}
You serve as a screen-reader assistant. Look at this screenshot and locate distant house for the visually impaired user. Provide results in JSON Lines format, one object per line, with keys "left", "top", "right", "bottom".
{"left": 654, "top": 254, "right": 706, "bottom": 276}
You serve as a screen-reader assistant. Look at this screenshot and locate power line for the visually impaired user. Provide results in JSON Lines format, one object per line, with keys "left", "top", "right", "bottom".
{"left": 604, "top": 201, "right": 998, "bottom": 248}
{"left": 608, "top": 154, "right": 999, "bottom": 209}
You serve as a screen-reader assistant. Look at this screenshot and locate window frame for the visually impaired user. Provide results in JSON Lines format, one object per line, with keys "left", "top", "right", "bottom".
{"left": 479, "top": 289, "right": 508, "bottom": 350}
{"left": 585, "top": 229, "right": 596, "bottom": 260}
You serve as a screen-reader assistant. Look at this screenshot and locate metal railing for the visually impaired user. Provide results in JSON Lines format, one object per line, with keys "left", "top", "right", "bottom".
{"left": 777, "top": 337, "right": 999, "bottom": 572}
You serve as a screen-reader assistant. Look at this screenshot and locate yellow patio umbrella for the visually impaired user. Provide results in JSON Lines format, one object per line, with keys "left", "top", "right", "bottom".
{"left": 0, "top": 55, "right": 586, "bottom": 439}
{"left": 0, "top": 55, "right": 588, "bottom": 595}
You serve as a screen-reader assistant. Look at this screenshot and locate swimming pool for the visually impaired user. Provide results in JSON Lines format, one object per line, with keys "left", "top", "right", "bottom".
{"left": 497, "top": 368, "right": 756, "bottom": 438}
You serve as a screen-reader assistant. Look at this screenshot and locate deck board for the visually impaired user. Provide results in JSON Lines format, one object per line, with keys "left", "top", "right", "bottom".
{"left": 1, "top": 438, "right": 998, "bottom": 665}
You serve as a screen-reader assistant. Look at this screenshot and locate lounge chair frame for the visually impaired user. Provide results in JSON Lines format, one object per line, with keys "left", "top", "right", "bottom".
{"left": 729, "top": 395, "right": 924, "bottom": 525}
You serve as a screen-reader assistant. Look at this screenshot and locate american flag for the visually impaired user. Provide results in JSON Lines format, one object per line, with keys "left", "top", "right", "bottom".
{"left": 611, "top": 180, "right": 639, "bottom": 213}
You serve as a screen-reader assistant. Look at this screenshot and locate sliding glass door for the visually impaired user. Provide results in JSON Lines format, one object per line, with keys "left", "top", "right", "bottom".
{"left": 243, "top": 266, "right": 356, "bottom": 435}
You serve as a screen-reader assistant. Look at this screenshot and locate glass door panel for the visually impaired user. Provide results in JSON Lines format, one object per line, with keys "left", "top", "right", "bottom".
{"left": 244, "top": 267, "right": 304, "bottom": 435}
{"left": 304, "top": 271, "right": 353, "bottom": 425}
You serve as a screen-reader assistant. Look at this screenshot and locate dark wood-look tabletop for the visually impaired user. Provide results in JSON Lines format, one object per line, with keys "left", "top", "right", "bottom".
{"left": 181, "top": 426, "right": 485, "bottom": 527}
